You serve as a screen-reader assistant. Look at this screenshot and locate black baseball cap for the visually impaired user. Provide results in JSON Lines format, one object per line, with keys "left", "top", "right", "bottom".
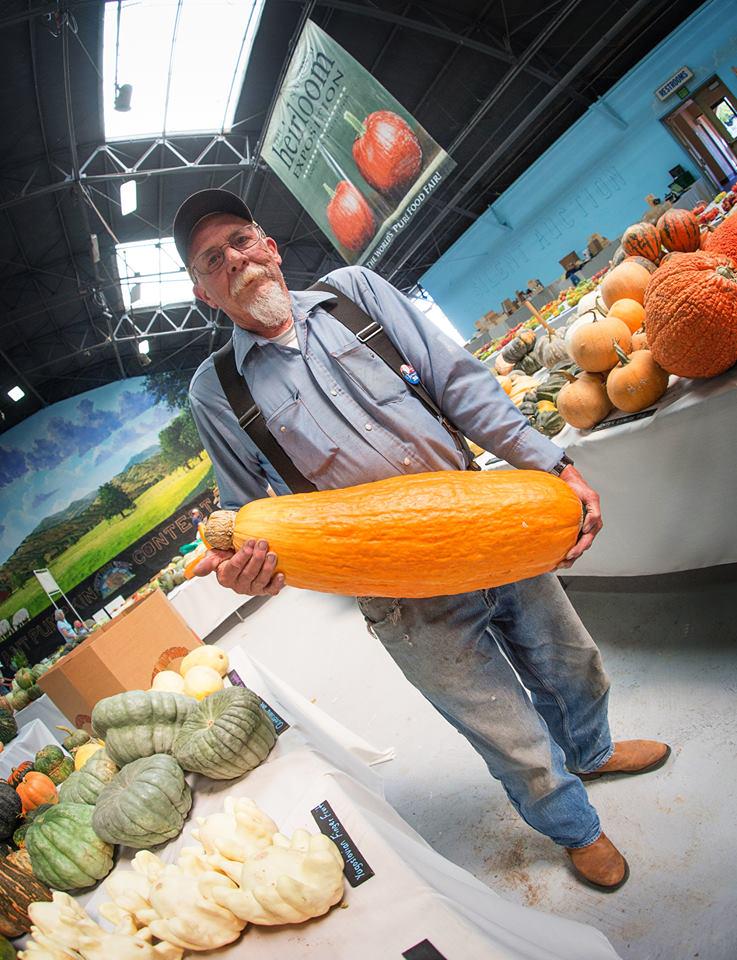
{"left": 172, "top": 189, "right": 253, "bottom": 265}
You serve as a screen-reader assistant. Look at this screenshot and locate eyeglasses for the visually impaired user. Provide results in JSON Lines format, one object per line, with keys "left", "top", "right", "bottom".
{"left": 190, "top": 225, "right": 265, "bottom": 277}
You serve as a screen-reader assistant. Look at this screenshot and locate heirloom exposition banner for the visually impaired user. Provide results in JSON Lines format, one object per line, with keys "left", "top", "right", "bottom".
{"left": 262, "top": 20, "right": 455, "bottom": 268}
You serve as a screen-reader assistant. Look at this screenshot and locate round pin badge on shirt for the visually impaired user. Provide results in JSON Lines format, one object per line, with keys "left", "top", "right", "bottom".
{"left": 400, "top": 363, "right": 420, "bottom": 385}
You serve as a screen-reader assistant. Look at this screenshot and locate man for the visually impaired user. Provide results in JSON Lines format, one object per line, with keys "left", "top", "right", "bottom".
{"left": 174, "top": 189, "right": 670, "bottom": 891}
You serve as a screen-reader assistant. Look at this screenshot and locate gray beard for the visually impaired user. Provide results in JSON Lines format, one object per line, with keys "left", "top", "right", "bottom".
{"left": 246, "top": 281, "right": 292, "bottom": 329}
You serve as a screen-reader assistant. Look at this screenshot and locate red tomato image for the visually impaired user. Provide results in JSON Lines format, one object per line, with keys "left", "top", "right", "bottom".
{"left": 324, "top": 180, "right": 376, "bottom": 252}
{"left": 346, "top": 110, "right": 422, "bottom": 195}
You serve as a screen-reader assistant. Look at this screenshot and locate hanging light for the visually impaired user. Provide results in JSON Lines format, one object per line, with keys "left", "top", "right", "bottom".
{"left": 114, "top": 83, "right": 133, "bottom": 112}
{"left": 120, "top": 179, "right": 137, "bottom": 215}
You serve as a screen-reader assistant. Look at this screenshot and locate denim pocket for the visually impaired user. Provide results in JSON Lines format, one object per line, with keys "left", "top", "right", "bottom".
{"left": 332, "top": 340, "right": 407, "bottom": 405}
{"left": 266, "top": 395, "right": 338, "bottom": 480}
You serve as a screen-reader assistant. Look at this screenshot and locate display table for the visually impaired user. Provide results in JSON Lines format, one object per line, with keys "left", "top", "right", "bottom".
{"left": 479, "top": 366, "right": 737, "bottom": 577}
{"left": 167, "top": 574, "right": 255, "bottom": 638}
{"left": 75, "top": 647, "right": 619, "bottom": 960}
{"left": 0, "top": 719, "right": 59, "bottom": 779}
{"left": 13, "top": 693, "right": 70, "bottom": 741}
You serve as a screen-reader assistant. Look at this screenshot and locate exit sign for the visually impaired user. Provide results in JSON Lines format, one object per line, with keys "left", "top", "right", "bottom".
{"left": 655, "top": 66, "right": 693, "bottom": 101}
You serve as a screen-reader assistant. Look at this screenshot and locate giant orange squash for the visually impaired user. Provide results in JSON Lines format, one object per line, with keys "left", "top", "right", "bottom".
{"left": 703, "top": 213, "right": 737, "bottom": 261}
{"left": 643, "top": 252, "right": 737, "bottom": 378}
{"left": 201, "top": 472, "right": 582, "bottom": 598}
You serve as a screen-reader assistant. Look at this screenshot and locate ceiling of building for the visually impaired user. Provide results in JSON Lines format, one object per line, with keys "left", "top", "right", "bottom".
{"left": 0, "top": 0, "right": 704, "bottom": 433}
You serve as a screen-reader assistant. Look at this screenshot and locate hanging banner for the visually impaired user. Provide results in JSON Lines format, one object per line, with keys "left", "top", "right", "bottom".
{"left": 262, "top": 20, "right": 455, "bottom": 269}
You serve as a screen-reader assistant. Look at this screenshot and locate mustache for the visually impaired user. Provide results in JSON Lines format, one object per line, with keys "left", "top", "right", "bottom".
{"left": 231, "top": 265, "right": 269, "bottom": 296}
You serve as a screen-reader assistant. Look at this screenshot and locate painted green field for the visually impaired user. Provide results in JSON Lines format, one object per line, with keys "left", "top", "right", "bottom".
{"left": 0, "top": 456, "right": 212, "bottom": 623}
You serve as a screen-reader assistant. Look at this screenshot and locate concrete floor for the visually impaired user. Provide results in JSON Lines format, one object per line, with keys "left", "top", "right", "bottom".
{"left": 214, "top": 564, "right": 737, "bottom": 960}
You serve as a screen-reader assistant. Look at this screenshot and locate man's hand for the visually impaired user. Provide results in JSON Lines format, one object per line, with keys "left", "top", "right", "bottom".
{"left": 193, "top": 539, "right": 285, "bottom": 596}
{"left": 557, "top": 464, "right": 602, "bottom": 568}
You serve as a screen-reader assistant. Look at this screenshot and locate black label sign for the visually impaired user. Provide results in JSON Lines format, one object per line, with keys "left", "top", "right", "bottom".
{"left": 227, "top": 670, "right": 290, "bottom": 734}
{"left": 402, "top": 941, "right": 449, "bottom": 960}
{"left": 592, "top": 408, "right": 656, "bottom": 431}
{"left": 311, "top": 800, "right": 374, "bottom": 887}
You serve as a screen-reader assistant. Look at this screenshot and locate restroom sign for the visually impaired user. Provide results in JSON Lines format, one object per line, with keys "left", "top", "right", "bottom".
{"left": 655, "top": 66, "right": 693, "bottom": 102}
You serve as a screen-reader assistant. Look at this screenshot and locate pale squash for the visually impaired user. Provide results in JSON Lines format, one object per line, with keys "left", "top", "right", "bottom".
{"left": 179, "top": 646, "right": 230, "bottom": 678}
{"left": 567, "top": 316, "right": 632, "bottom": 372}
{"left": 606, "top": 345, "right": 669, "bottom": 413}
{"left": 556, "top": 372, "right": 612, "bottom": 430}
{"left": 91, "top": 690, "right": 195, "bottom": 766}
{"left": 182, "top": 665, "right": 224, "bottom": 701}
{"left": 600, "top": 262, "right": 651, "bottom": 308}
{"left": 199, "top": 471, "right": 583, "bottom": 598}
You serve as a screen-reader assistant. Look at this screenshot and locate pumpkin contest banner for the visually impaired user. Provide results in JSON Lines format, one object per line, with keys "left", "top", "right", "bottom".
{"left": 262, "top": 20, "right": 455, "bottom": 268}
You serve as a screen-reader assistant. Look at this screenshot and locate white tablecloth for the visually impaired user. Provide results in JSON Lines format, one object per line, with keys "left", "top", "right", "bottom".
{"left": 167, "top": 574, "right": 256, "bottom": 638}
{"left": 13, "top": 693, "right": 70, "bottom": 741}
{"left": 75, "top": 647, "right": 618, "bottom": 960}
{"left": 0, "top": 719, "right": 60, "bottom": 779}
{"left": 481, "top": 366, "right": 737, "bottom": 577}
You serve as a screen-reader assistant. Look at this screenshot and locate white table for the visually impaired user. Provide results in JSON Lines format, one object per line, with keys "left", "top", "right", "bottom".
{"left": 13, "top": 693, "right": 70, "bottom": 741}
{"left": 75, "top": 646, "right": 619, "bottom": 960}
{"left": 0, "top": 719, "right": 60, "bottom": 779}
{"left": 480, "top": 365, "right": 737, "bottom": 578}
{"left": 167, "top": 574, "right": 255, "bottom": 639}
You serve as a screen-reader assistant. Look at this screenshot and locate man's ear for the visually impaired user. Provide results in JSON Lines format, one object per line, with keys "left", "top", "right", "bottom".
{"left": 264, "top": 235, "right": 282, "bottom": 266}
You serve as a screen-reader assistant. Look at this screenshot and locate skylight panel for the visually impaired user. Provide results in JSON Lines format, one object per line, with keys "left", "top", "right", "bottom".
{"left": 103, "top": 0, "right": 265, "bottom": 142}
{"left": 116, "top": 239, "right": 193, "bottom": 309}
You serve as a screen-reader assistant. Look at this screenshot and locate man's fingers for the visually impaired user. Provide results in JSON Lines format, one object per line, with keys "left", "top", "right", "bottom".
{"left": 193, "top": 549, "right": 233, "bottom": 577}
{"left": 251, "top": 551, "right": 279, "bottom": 592}
{"left": 264, "top": 573, "right": 286, "bottom": 596}
{"left": 216, "top": 542, "right": 256, "bottom": 589}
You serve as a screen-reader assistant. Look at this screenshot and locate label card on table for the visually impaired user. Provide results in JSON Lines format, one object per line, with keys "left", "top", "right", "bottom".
{"left": 227, "top": 669, "right": 290, "bottom": 735}
{"left": 402, "top": 940, "right": 449, "bottom": 960}
{"left": 311, "top": 800, "right": 375, "bottom": 887}
{"left": 592, "top": 408, "right": 656, "bottom": 431}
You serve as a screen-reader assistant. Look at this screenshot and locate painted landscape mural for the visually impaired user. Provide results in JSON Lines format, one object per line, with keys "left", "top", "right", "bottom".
{"left": 0, "top": 375, "right": 214, "bottom": 663}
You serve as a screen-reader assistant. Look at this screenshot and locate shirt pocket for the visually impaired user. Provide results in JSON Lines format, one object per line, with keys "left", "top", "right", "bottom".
{"left": 331, "top": 340, "right": 407, "bottom": 405}
{"left": 266, "top": 395, "right": 339, "bottom": 480}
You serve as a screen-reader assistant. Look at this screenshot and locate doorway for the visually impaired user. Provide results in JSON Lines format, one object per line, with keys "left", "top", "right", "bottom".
{"left": 662, "top": 75, "right": 737, "bottom": 189}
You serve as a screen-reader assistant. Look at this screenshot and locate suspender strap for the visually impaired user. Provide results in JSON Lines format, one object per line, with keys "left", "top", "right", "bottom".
{"left": 212, "top": 281, "right": 479, "bottom": 494}
{"left": 309, "top": 282, "right": 479, "bottom": 470}
{"left": 213, "top": 342, "right": 317, "bottom": 493}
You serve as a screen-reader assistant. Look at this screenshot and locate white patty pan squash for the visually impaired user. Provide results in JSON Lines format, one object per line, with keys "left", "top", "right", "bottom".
{"left": 151, "top": 670, "right": 185, "bottom": 694}
{"left": 91, "top": 690, "right": 196, "bottom": 766}
{"left": 179, "top": 646, "right": 229, "bottom": 678}
{"left": 92, "top": 754, "right": 192, "bottom": 849}
{"left": 171, "top": 687, "right": 277, "bottom": 780}
{"left": 212, "top": 829, "right": 345, "bottom": 925}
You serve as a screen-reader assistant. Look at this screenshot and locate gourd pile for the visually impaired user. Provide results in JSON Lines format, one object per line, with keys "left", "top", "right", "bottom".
{"left": 19, "top": 796, "right": 344, "bottom": 957}
{"left": 1, "top": 664, "right": 53, "bottom": 718}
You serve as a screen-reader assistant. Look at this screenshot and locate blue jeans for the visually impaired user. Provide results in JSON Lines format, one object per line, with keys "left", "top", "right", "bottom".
{"left": 357, "top": 574, "right": 613, "bottom": 848}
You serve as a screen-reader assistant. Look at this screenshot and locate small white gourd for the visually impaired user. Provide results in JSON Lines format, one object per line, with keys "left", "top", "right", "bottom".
{"left": 179, "top": 647, "right": 229, "bottom": 678}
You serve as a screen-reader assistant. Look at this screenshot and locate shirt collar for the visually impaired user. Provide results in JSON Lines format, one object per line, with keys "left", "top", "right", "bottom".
{"left": 231, "top": 288, "right": 337, "bottom": 371}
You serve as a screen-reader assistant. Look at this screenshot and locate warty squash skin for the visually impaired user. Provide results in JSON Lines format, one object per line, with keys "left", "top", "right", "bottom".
{"left": 202, "top": 471, "right": 583, "bottom": 598}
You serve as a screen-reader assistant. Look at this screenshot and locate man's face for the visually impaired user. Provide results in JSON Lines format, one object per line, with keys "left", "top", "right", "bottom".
{"left": 188, "top": 213, "right": 290, "bottom": 332}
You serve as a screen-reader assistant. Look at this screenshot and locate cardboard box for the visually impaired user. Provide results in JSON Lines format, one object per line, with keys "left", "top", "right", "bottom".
{"left": 37, "top": 589, "right": 202, "bottom": 731}
{"left": 558, "top": 251, "right": 581, "bottom": 271}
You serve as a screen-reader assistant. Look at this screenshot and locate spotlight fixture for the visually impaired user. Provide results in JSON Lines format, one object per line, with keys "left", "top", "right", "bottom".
{"left": 114, "top": 83, "right": 133, "bottom": 112}
{"left": 8, "top": 386, "right": 25, "bottom": 402}
{"left": 120, "top": 179, "right": 137, "bottom": 215}
{"left": 138, "top": 339, "right": 150, "bottom": 355}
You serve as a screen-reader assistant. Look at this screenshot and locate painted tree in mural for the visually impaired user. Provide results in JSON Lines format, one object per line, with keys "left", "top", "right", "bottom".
{"left": 159, "top": 411, "right": 204, "bottom": 469}
{"left": 98, "top": 481, "right": 136, "bottom": 519}
{"left": 144, "top": 369, "right": 191, "bottom": 410}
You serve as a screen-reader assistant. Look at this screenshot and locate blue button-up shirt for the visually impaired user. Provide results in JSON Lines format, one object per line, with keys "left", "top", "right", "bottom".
{"left": 189, "top": 266, "right": 563, "bottom": 510}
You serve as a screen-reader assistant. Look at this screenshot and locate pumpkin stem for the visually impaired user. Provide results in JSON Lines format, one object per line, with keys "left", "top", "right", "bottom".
{"left": 202, "top": 510, "right": 237, "bottom": 551}
{"left": 343, "top": 111, "right": 367, "bottom": 139}
{"left": 715, "top": 265, "right": 737, "bottom": 282}
{"left": 560, "top": 370, "right": 579, "bottom": 383}
{"left": 613, "top": 341, "right": 630, "bottom": 365}
{"left": 323, "top": 183, "right": 336, "bottom": 200}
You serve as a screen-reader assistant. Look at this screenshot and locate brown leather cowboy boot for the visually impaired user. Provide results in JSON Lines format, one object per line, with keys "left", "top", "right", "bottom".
{"left": 566, "top": 834, "right": 629, "bottom": 891}
{"left": 578, "top": 740, "right": 671, "bottom": 781}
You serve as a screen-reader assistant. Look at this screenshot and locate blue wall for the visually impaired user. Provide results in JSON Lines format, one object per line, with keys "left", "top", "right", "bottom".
{"left": 420, "top": 0, "right": 737, "bottom": 339}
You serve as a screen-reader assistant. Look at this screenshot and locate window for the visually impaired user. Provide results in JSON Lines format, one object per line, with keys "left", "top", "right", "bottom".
{"left": 103, "top": 0, "right": 265, "bottom": 142}
{"left": 116, "top": 239, "right": 193, "bottom": 309}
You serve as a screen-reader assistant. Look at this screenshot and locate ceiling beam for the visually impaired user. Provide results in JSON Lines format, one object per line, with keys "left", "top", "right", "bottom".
{"left": 385, "top": 0, "right": 655, "bottom": 282}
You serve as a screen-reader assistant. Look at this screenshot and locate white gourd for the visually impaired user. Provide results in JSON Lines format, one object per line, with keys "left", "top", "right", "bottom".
{"left": 182, "top": 665, "right": 224, "bottom": 700}
{"left": 191, "top": 797, "right": 278, "bottom": 865}
{"left": 151, "top": 670, "right": 185, "bottom": 694}
{"left": 211, "top": 829, "right": 344, "bottom": 925}
{"left": 179, "top": 647, "right": 229, "bottom": 677}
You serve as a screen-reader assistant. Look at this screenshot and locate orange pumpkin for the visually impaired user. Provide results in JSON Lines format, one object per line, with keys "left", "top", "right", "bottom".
{"left": 643, "top": 252, "right": 737, "bottom": 378}
{"left": 606, "top": 344, "right": 669, "bottom": 412}
{"left": 607, "top": 298, "right": 646, "bottom": 334}
{"left": 16, "top": 771, "right": 58, "bottom": 815}
{"left": 567, "top": 315, "right": 632, "bottom": 372}
{"left": 556, "top": 371, "right": 612, "bottom": 430}
{"left": 600, "top": 261, "right": 652, "bottom": 308}
{"left": 703, "top": 213, "right": 737, "bottom": 261}
{"left": 621, "top": 222, "right": 661, "bottom": 262}
{"left": 657, "top": 209, "right": 700, "bottom": 253}
{"left": 631, "top": 327, "right": 648, "bottom": 351}
{"left": 624, "top": 255, "right": 657, "bottom": 274}
{"left": 202, "top": 471, "right": 583, "bottom": 598}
